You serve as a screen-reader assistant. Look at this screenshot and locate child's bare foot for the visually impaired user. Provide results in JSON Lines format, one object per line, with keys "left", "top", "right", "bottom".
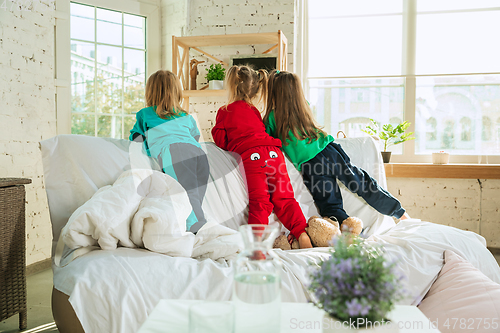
{"left": 298, "top": 233, "right": 313, "bottom": 249}
{"left": 400, "top": 212, "right": 410, "bottom": 220}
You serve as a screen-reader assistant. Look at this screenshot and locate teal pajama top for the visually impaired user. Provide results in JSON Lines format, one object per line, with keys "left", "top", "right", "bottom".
{"left": 129, "top": 106, "right": 202, "bottom": 228}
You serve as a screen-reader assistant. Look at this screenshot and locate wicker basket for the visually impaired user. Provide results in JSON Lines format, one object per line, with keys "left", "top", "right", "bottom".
{"left": 0, "top": 178, "right": 31, "bottom": 330}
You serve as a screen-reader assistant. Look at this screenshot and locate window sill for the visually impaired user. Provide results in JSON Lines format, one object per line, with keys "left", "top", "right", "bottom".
{"left": 384, "top": 163, "right": 500, "bottom": 179}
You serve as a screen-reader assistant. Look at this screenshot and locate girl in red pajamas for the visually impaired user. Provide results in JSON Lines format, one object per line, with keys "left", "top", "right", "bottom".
{"left": 211, "top": 65, "right": 312, "bottom": 249}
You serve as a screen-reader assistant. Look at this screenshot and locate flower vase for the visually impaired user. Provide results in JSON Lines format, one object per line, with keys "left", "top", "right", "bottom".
{"left": 308, "top": 235, "right": 405, "bottom": 333}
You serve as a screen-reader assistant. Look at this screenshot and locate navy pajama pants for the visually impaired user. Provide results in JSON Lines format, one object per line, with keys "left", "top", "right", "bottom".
{"left": 301, "top": 142, "right": 405, "bottom": 223}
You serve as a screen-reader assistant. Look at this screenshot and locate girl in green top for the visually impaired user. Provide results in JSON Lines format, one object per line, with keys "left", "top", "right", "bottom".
{"left": 264, "top": 70, "right": 409, "bottom": 230}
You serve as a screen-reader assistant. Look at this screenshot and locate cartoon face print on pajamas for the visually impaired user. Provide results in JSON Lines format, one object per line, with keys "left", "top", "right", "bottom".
{"left": 242, "top": 147, "right": 288, "bottom": 178}
{"left": 250, "top": 150, "right": 279, "bottom": 169}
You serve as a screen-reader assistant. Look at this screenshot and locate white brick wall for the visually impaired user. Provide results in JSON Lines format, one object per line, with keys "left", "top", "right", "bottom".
{"left": 479, "top": 179, "right": 500, "bottom": 247}
{"left": 0, "top": 1, "right": 56, "bottom": 265}
{"left": 187, "top": 0, "right": 295, "bottom": 72}
{"left": 161, "top": 0, "right": 188, "bottom": 69}
{"left": 161, "top": 0, "right": 295, "bottom": 71}
{"left": 387, "top": 178, "right": 500, "bottom": 247}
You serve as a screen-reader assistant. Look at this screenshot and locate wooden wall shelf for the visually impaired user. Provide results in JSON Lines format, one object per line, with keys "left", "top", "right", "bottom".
{"left": 384, "top": 163, "right": 500, "bottom": 179}
{"left": 182, "top": 90, "right": 227, "bottom": 98}
{"left": 173, "top": 32, "right": 282, "bottom": 48}
{"left": 173, "top": 31, "right": 288, "bottom": 109}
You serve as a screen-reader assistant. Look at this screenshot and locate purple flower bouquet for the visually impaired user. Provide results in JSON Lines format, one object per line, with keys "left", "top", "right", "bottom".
{"left": 308, "top": 235, "right": 405, "bottom": 326}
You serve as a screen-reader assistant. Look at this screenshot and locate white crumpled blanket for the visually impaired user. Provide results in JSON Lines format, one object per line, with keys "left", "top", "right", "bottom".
{"left": 60, "top": 169, "right": 243, "bottom": 261}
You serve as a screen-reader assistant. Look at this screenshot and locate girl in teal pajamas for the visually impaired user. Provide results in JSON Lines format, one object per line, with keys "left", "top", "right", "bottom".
{"left": 130, "top": 70, "right": 209, "bottom": 233}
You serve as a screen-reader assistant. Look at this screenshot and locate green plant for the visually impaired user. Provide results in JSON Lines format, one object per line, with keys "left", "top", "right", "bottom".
{"left": 205, "top": 63, "right": 226, "bottom": 81}
{"left": 362, "top": 119, "right": 415, "bottom": 152}
{"left": 308, "top": 235, "right": 406, "bottom": 327}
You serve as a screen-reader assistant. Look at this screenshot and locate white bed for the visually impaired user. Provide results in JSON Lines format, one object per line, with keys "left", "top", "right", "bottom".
{"left": 40, "top": 135, "right": 500, "bottom": 333}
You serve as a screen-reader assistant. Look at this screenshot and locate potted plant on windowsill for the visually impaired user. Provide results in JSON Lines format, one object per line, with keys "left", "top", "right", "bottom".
{"left": 206, "top": 63, "right": 226, "bottom": 90}
{"left": 362, "top": 119, "right": 415, "bottom": 163}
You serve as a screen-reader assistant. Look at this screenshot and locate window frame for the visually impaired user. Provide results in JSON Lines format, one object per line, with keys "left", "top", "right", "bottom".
{"left": 300, "top": 0, "right": 500, "bottom": 164}
{"left": 55, "top": 0, "right": 161, "bottom": 135}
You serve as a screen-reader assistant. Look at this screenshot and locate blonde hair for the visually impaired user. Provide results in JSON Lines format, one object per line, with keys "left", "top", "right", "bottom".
{"left": 145, "top": 70, "right": 186, "bottom": 119}
{"left": 264, "top": 70, "right": 326, "bottom": 144}
{"left": 225, "top": 65, "right": 268, "bottom": 106}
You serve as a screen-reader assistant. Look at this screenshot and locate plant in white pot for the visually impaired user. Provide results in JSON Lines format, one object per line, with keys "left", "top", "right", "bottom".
{"left": 308, "top": 235, "right": 406, "bottom": 331}
{"left": 206, "top": 63, "right": 226, "bottom": 90}
{"left": 362, "top": 119, "right": 415, "bottom": 163}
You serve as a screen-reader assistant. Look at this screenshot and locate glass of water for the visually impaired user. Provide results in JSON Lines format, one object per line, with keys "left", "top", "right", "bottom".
{"left": 233, "top": 225, "right": 282, "bottom": 333}
{"left": 189, "top": 302, "right": 235, "bottom": 333}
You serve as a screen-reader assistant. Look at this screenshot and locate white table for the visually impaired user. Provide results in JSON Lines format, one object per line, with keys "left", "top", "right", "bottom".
{"left": 138, "top": 300, "right": 441, "bottom": 333}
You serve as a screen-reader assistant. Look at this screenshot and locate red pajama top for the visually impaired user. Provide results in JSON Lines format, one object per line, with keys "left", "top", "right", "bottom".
{"left": 211, "top": 101, "right": 282, "bottom": 154}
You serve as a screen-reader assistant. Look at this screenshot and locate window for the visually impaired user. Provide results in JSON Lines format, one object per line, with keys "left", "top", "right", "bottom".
{"left": 460, "top": 118, "right": 472, "bottom": 142}
{"left": 55, "top": 0, "right": 160, "bottom": 137}
{"left": 70, "top": 2, "right": 146, "bottom": 139}
{"left": 308, "top": 78, "right": 405, "bottom": 135}
{"left": 414, "top": 74, "right": 500, "bottom": 155}
{"left": 442, "top": 120, "right": 455, "bottom": 149}
{"left": 426, "top": 117, "right": 437, "bottom": 142}
{"left": 497, "top": 118, "right": 500, "bottom": 141}
{"left": 305, "top": 0, "right": 500, "bottom": 162}
{"left": 339, "top": 117, "right": 371, "bottom": 139}
{"left": 483, "top": 117, "right": 492, "bottom": 141}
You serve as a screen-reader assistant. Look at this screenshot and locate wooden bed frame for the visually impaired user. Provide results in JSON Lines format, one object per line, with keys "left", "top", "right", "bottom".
{"left": 52, "top": 288, "right": 84, "bottom": 333}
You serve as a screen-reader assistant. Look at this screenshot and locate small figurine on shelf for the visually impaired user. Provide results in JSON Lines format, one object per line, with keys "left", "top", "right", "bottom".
{"left": 190, "top": 59, "right": 205, "bottom": 90}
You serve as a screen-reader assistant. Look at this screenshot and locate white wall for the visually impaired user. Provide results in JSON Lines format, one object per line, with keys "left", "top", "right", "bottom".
{"left": 0, "top": 1, "right": 56, "bottom": 265}
{"left": 161, "top": 0, "right": 294, "bottom": 69}
{"left": 387, "top": 178, "right": 500, "bottom": 248}
{"left": 161, "top": 0, "right": 188, "bottom": 69}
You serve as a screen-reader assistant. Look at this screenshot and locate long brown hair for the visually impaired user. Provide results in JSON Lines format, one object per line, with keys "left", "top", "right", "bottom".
{"left": 145, "top": 70, "right": 186, "bottom": 118}
{"left": 264, "top": 70, "right": 326, "bottom": 144}
{"left": 225, "top": 65, "right": 268, "bottom": 106}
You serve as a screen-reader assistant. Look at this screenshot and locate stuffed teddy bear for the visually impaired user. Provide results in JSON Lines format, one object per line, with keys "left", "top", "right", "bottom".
{"left": 341, "top": 216, "right": 364, "bottom": 235}
{"left": 272, "top": 215, "right": 363, "bottom": 250}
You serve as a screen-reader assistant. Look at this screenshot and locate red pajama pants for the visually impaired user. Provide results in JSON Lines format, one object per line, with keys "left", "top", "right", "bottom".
{"left": 241, "top": 146, "right": 307, "bottom": 239}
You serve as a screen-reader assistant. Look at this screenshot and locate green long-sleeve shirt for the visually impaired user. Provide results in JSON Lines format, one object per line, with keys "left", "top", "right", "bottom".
{"left": 264, "top": 111, "right": 334, "bottom": 171}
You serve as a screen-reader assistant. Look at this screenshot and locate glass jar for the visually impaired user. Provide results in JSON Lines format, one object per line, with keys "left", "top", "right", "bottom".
{"left": 233, "top": 225, "right": 281, "bottom": 333}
